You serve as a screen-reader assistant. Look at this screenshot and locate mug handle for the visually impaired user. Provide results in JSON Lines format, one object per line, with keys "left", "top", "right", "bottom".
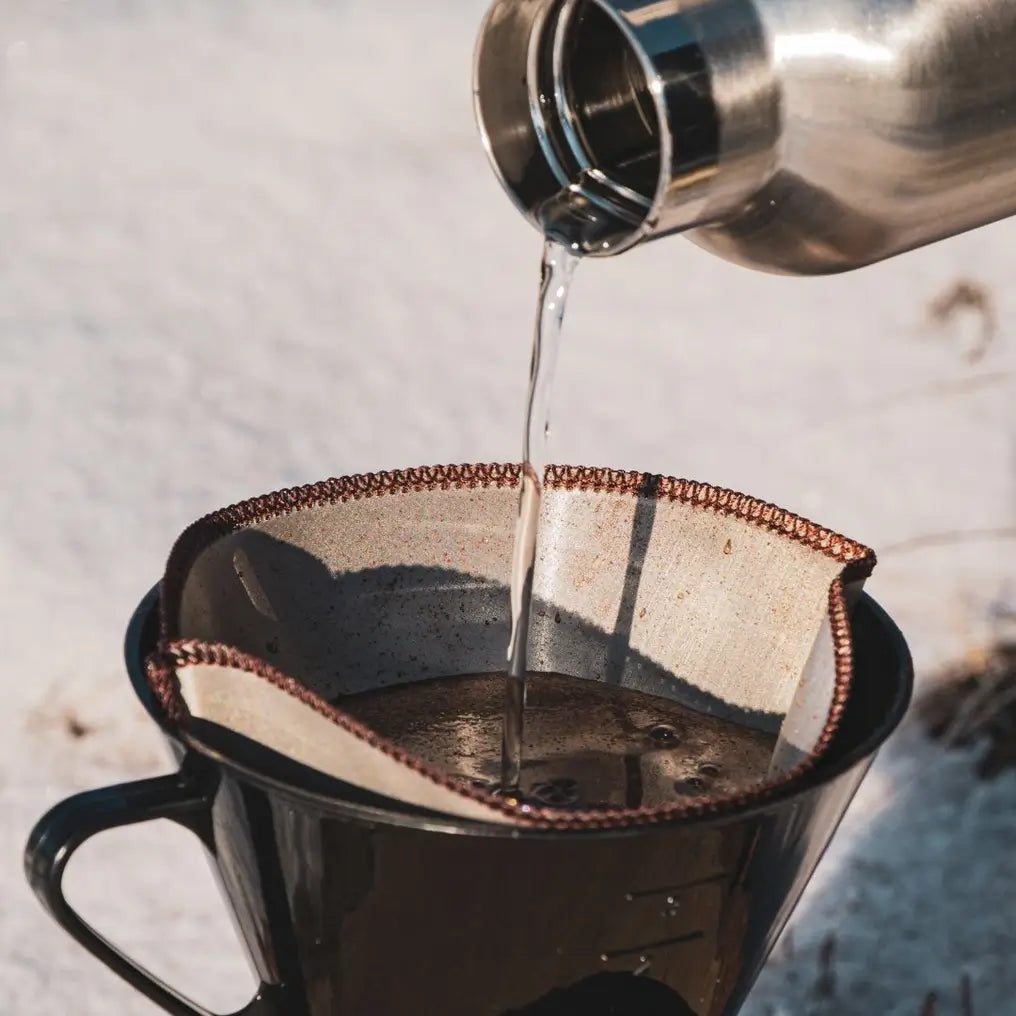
{"left": 24, "top": 767, "right": 276, "bottom": 1016}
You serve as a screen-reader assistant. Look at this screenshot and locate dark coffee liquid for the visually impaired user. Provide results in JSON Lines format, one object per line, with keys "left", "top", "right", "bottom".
{"left": 344, "top": 672, "right": 776, "bottom": 809}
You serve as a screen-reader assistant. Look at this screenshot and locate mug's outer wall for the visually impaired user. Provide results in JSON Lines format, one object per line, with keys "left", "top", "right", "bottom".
{"left": 130, "top": 593, "right": 910, "bottom": 1016}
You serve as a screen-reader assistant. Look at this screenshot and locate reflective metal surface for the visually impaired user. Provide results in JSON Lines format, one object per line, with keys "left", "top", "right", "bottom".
{"left": 474, "top": 0, "right": 1016, "bottom": 272}
{"left": 25, "top": 591, "right": 911, "bottom": 1016}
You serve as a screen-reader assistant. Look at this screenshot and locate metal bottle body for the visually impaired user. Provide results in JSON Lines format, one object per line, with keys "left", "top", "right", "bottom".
{"left": 474, "top": 0, "right": 1016, "bottom": 274}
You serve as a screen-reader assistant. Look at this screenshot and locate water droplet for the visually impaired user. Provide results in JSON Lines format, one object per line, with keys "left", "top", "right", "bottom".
{"left": 649, "top": 724, "right": 679, "bottom": 745}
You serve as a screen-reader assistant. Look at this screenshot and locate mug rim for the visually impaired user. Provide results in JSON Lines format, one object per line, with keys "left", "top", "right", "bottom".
{"left": 125, "top": 585, "right": 912, "bottom": 840}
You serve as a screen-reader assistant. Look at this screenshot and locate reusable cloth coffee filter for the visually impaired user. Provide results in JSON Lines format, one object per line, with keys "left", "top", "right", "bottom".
{"left": 147, "top": 464, "right": 875, "bottom": 830}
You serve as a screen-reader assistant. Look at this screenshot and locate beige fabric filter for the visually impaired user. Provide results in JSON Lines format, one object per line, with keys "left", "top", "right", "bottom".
{"left": 148, "top": 464, "right": 875, "bottom": 830}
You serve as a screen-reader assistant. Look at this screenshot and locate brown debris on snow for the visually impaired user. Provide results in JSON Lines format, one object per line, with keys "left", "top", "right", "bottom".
{"left": 920, "top": 642, "right": 1016, "bottom": 778}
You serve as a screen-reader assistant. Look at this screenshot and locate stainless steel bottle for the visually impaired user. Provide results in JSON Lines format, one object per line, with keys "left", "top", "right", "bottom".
{"left": 473, "top": 0, "right": 1016, "bottom": 275}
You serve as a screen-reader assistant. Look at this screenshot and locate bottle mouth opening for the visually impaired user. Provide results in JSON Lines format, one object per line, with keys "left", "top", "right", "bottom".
{"left": 475, "top": 0, "right": 721, "bottom": 257}
{"left": 532, "top": 0, "right": 664, "bottom": 254}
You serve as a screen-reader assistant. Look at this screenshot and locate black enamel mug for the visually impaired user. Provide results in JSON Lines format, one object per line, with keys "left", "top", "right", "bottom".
{"left": 25, "top": 466, "right": 913, "bottom": 1015}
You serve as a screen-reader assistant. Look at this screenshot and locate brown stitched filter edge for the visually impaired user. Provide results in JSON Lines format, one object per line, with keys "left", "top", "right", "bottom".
{"left": 148, "top": 463, "right": 875, "bottom": 830}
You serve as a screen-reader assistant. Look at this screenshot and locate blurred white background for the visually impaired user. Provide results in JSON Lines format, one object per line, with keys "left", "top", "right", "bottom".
{"left": 3, "top": 2, "right": 1015, "bottom": 1013}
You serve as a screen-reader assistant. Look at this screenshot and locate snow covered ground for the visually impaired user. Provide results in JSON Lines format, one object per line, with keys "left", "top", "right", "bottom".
{"left": 3, "top": 2, "right": 1016, "bottom": 1013}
